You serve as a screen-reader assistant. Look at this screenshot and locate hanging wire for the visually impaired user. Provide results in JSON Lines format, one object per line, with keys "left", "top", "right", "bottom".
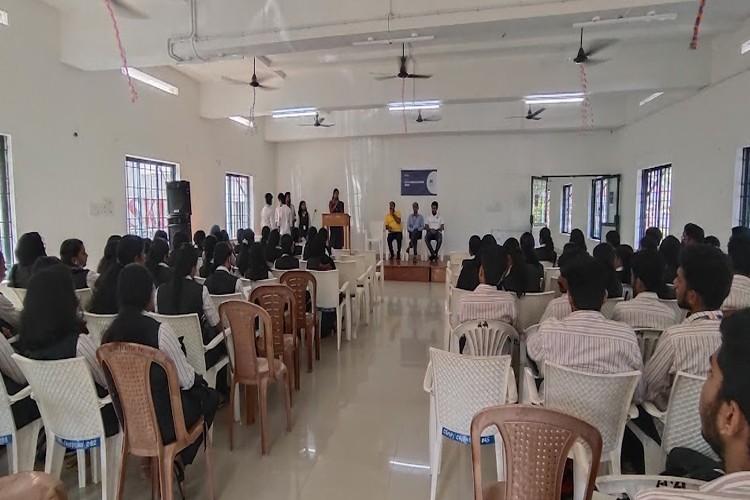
{"left": 690, "top": 0, "right": 707, "bottom": 50}
{"left": 103, "top": 0, "right": 138, "bottom": 103}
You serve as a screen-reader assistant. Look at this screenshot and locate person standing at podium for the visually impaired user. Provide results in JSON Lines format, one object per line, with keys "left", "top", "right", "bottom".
{"left": 328, "top": 188, "right": 345, "bottom": 249}
{"left": 384, "top": 201, "right": 403, "bottom": 261}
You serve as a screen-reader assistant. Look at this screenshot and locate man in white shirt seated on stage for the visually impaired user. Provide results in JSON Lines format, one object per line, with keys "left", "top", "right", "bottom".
{"left": 723, "top": 228, "right": 750, "bottom": 312}
{"left": 424, "top": 201, "right": 445, "bottom": 263}
{"left": 275, "top": 192, "right": 293, "bottom": 236}
{"left": 636, "top": 309, "right": 750, "bottom": 499}
{"left": 260, "top": 192, "right": 275, "bottom": 231}
{"left": 527, "top": 253, "right": 644, "bottom": 403}
{"left": 644, "top": 244, "right": 732, "bottom": 410}
{"left": 613, "top": 247, "right": 681, "bottom": 329}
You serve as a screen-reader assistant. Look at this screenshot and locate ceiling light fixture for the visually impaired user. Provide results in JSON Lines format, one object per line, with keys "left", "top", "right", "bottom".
{"left": 525, "top": 92, "right": 585, "bottom": 105}
{"left": 639, "top": 92, "right": 664, "bottom": 107}
{"left": 742, "top": 40, "right": 750, "bottom": 55}
{"left": 229, "top": 116, "right": 253, "bottom": 127}
{"left": 573, "top": 12, "right": 677, "bottom": 29}
{"left": 121, "top": 67, "right": 179, "bottom": 96}
{"left": 0, "top": 9, "right": 8, "bottom": 26}
{"left": 389, "top": 460, "right": 431, "bottom": 471}
{"left": 388, "top": 100, "right": 441, "bottom": 111}
{"left": 353, "top": 35, "right": 435, "bottom": 47}
{"left": 271, "top": 107, "right": 318, "bottom": 119}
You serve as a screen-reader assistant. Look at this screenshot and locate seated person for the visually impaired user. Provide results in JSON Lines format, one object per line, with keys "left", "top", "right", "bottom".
{"left": 60, "top": 239, "right": 99, "bottom": 290}
{"left": 8, "top": 232, "right": 46, "bottom": 289}
{"left": 406, "top": 202, "right": 424, "bottom": 262}
{"left": 306, "top": 236, "right": 336, "bottom": 271}
{"left": 145, "top": 237, "right": 173, "bottom": 287}
{"left": 539, "top": 264, "right": 574, "bottom": 323}
{"left": 521, "top": 232, "right": 545, "bottom": 290}
{"left": 593, "top": 243, "right": 623, "bottom": 298}
{"left": 526, "top": 254, "right": 644, "bottom": 402}
{"left": 635, "top": 309, "right": 750, "bottom": 499}
{"left": 89, "top": 235, "right": 146, "bottom": 314}
{"left": 102, "top": 264, "right": 218, "bottom": 479}
{"left": 156, "top": 244, "right": 226, "bottom": 371}
{"left": 303, "top": 227, "right": 318, "bottom": 261}
{"left": 205, "top": 242, "right": 244, "bottom": 297}
{"left": 384, "top": 201, "right": 403, "bottom": 260}
{"left": 20, "top": 264, "right": 119, "bottom": 437}
{"left": 274, "top": 234, "right": 300, "bottom": 270}
{"left": 424, "top": 201, "right": 445, "bottom": 263}
{"left": 291, "top": 227, "right": 303, "bottom": 257}
{"left": 264, "top": 229, "right": 282, "bottom": 265}
{"left": 456, "top": 235, "right": 481, "bottom": 291}
{"left": 535, "top": 227, "right": 557, "bottom": 266}
{"left": 615, "top": 244, "right": 634, "bottom": 285}
{"left": 97, "top": 235, "right": 121, "bottom": 276}
{"left": 193, "top": 230, "right": 206, "bottom": 254}
{"left": 198, "top": 234, "right": 216, "bottom": 279}
{"left": 660, "top": 235, "right": 681, "bottom": 286}
{"left": 644, "top": 244, "right": 731, "bottom": 410}
{"left": 613, "top": 248, "right": 680, "bottom": 329}
{"left": 500, "top": 238, "right": 533, "bottom": 295}
{"left": 245, "top": 243, "right": 271, "bottom": 281}
{"left": 723, "top": 231, "right": 750, "bottom": 311}
{"left": 453, "top": 245, "right": 516, "bottom": 328}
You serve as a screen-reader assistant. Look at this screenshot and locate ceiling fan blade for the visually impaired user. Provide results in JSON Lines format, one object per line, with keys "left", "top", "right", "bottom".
{"left": 407, "top": 74, "right": 432, "bottom": 79}
{"left": 505, "top": 116, "right": 526, "bottom": 119}
{"left": 299, "top": 124, "right": 317, "bottom": 127}
{"left": 320, "top": 124, "right": 336, "bottom": 128}
{"left": 318, "top": 117, "right": 325, "bottom": 123}
{"left": 111, "top": 0, "right": 149, "bottom": 19}
{"left": 221, "top": 76, "right": 251, "bottom": 86}
{"left": 423, "top": 116, "right": 442, "bottom": 122}
{"left": 583, "top": 58, "right": 609, "bottom": 66}
{"left": 256, "top": 83, "right": 279, "bottom": 90}
{"left": 529, "top": 107, "right": 546, "bottom": 118}
{"left": 586, "top": 39, "right": 617, "bottom": 58}
{"left": 374, "top": 75, "right": 398, "bottom": 81}
{"left": 530, "top": 117, "right": 542, "bottom": 121}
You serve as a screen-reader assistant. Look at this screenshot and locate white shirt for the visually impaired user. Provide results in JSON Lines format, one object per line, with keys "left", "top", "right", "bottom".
{"left": 155, "top": 278, "right": 221, "bottom": 328}
{"left": 85, "top": 270, "right": 99, "bottom": 290}
{"left": 261, "top": 204, "right": 275, "bottom": 230}
{"left": 276, "top": 204, "right": 293, "bottom": 235}
{"left": 723, "top": 274, "right": 750, "bottom": 311}
{"left": 612, "top": 292, "right": 681, "bottom": 330}
{"left": 0, "top": 292, "right": 20, "bottom": 329}
{"left": 540, "top": 294, "right": 573, "bottom": 323}
{"left": 425, "top": 213, "right": 445, "bottom": 230}
{"left": 636, "top": 471, "right": 750, "bottom": 499}
{"left": 152, "top": 318, "right": 196, "bottom": 389}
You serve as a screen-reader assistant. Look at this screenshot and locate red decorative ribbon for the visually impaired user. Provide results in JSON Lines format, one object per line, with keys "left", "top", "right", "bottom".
{"left": 690, "top": 0, "right": 707, "bottom": 50}
{"left": 103, "top": 0, "right": 138, "bottom": 103}
{"left": 579, "top": 64, "right": 593, "bottom": 132}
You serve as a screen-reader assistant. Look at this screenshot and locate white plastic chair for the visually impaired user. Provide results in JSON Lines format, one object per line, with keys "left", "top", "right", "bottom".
{"left": 12, "top": 354, "right": 122, "bottom": 499}
{"left": 448, "top": 320, "right": 518, "bottom": 357}
{"left": 626, "top": 372, "right": 718, "bottom": 474}
{"left": 596, "top": 475, "right": 705, "bottom": 498}
{"left": 516, "top": 292, "right": 555, "bottom": 332}
{"left": 0, "top": 286, "right": 25, "bottom": 309}
{"left": 76, "top": 288, "right": 94, "bottom": 310}
{"left": 366, "top": 221, "right": 384, "bottom": 258}
{"left": 336, "top": 260, "right": 363, "bottom": 333}
{"left": 425, "top": 348, "right": 512, "bottom": 500}
{"left": 193, "top": 276, "right": 206, "bottom": 285}
{"left": 540, "top": 260, "right": 555, "bottom": 269}
{"left": 308, "top": 270, "right": 351, "bottom": 351}
{"left": 210, "top": 293, "right": 243, "bottom": 312}
{"left": 359, "top": 250, "right": 383, "bottom": 303}
{"left": 0, "top": 374, "right": 42, "bottom": 474}
{"left": 448, "top": 252, "right": 470, "bottom": 267}
{"left": 444, "top": 287, "right": 470, "bottom": 350}
{"left": 544, "top": 267, "right": 561, "bottom": 292}
{"left": 270, "top": 269, "right": 287, "bottom": 280}
{"left": 349, "top": 253, "right": 373, "bottom": 324}
{"left": 601, "top": 298, "right": 624, "bottom": 319}
{"left": 635, "top": 328, "right": 663, "bottom": 364}
{"left": 550, "top": 277, "right": 562, "bottom": 297}
{"left": 83, "top": 312, "right": 117, "bottom": 346}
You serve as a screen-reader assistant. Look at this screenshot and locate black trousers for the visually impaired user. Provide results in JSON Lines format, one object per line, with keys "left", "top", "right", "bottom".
{"left": 407, "top": 230, "right": 422, "bottom": 254}
{"left": 387, "top": 232, "right": 403, "bottom": 257}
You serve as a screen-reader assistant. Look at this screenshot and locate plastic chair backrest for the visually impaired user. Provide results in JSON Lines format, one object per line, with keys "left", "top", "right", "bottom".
{"left": 540, "top": 260, "right": 555, "bottom": 269}
{"left": 544, "top": 362, "right": 640, "bottom": 455}
{"left": 270, "top": 269, "right": 286, "bottom": 280}
{"left": 210, "top": 293, "right": 243, "bottom": 313}
{"left": 368, "top": 221, "right": 383, "bottom": 240}
{"left": 471, "top": 405, "right": 602, "bottom": 500}
{"left": 635, "top": 329, "right": 662, "bottom": 364}
{"left": 601, "top": 298, "right": 624, "bottom": 319}
{"left": 449, "top": 288, "right": 470, "bottom": 317}
{"left": 449, "top": 252, "right": 470, "bottom": 266}
{"left": 550, "top": 277, "right": 561, "bottom": 297}
{"left": 75, "top": 288, "right": 93, "bottom": 310}
{"left": 336, "top": 260, "right": 358, "bottom": 295}
{"left": 622, "top": 285, "right": 634, "bottom": 301}
{"left": 249, "top": 285, "right": 296, "bottom": 355}
{"left": 12, "top": 354, "right": 105, "bottom": 443}
{"left": 450, "top": 320, "right": 518, "bottom": 356}
{"left": 279, "top": 271, "right": 317, "bottom": 329}
{"left": 218, "top": 301, "right": 275, "bottom": 382}
{"left": 350, "top": 254, "right": 367, "bottom": 277}
{"left": 307, "top": 270, "right": 340, "bottom": 310}
{"left": 1, "top": 287, "right": 24, "bottom": 310}
{"left": 249, "top": 278, "right": 278, "bottom": 290}
{"left": 0, "top": 367, "right": 16, "bottom": 444}
{"left": 359, "top": 251, "right": 377, "bottom": 269}
{"left": 430, "top": 347, "right": 511, "bottom": 440}
{"left": 83, "top": 312, "right": 117, "bottom": 346}
{"left": 96, "top": 343, "right": 186, "bottom": 457}
{"left": 662, "top": 372, "right": 718, "bottom": 461}
{"left": 544, "top": 268, "right": 561, "bottom": 292}
{"left": 193, "top": 276, "right": 206, "bottom": 285}
{"left": 148, "top": 313, "right": 206, "bottom": 374}
{"left": 516, "top": 292, "right": 555, "bottom": 332}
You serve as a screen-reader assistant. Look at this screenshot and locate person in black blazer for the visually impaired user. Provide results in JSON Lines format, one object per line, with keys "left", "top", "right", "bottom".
{"left": 274, "top": 235, "right": 300, "bottom": 270}
{"left": 535, "top": 227, "right": 557, "bottom": 266}
{"left": 245, "top": 243, "right": 271, "bottom": 281}
{"left": 298, "top": 201, "right": 310, "bottom": 238}
{"left": 264, "top": 230, "right": 282, "bottom": 265}
{"left": 456, "top": 235, "right": 481, "bottom": 291}
{"left": 205, "top": 243, "right": 243, "bottom": 296}
{"left": 146, "top": 237, "right": 173, "bottom": 287}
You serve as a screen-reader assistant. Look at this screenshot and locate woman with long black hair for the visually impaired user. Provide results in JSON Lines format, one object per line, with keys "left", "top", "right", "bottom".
{"left": 264, "top": 229, "right": 282, "bottom": 264}
{"left": 198, "top": 235, "right": 217, "bottom": 278}
{"left": 97, "top": 235, "right": 121, "bottom": 276}
{"left": 244, "top": 242, "right": 270, "bottom": 281}
{"left": 500, "top": 237, "right": 533, "bottom": 295}
{"left": 145, "top": 237, "right": 172, "bottom": 287}
{"left": 535, "top": 227, "right": 557, "bottom": 266}
{"left": 328, "top": 188, "right": 345, "bottom": 249}
{"left": 8, "top": 232, "right": 47, "bottom": 288}
{"left": 569, "top": 228, "right": 587, "bottom": 253}
{"left": 593, "top": 243, "right": 623, "bottom": 298}
{"left": 89, "top": 235, "right": 145, "bottom": 314}
{"left": 298, "top": 201, "right": 310, "bottom": 238}
{"left": 59, "top": 238, "right": 99, "bottom": 290}
{"left": 236, "top": 229, "right": 254, "bottom": 277}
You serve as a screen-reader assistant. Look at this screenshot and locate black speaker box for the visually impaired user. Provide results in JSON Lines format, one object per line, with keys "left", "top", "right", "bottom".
{"left": 167, "top": 180, "right": 192, "bottom": 215}
{"left": 168, "top": 214, "right": 191, "bottom": 243}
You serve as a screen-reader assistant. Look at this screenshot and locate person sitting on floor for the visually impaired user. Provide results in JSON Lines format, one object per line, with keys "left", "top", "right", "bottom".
{"left": 723, "top": 231, "right": 750, "bottom": 312}
{"left": 274, "top": 234, "right": 300, "bottom": 270}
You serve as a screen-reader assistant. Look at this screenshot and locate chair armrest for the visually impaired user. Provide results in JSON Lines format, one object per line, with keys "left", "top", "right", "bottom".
{"left": 204, "top": 333, "right": 226, "bottom": 352}
{"left": 98, "top": 395, "right": 112, "bottom": 408}
{"left": 423, "top": 361, "right": 433, "bottom": 393}
{"left": 339, "top": 281, "right": 350, "bottom": 295}
{"left": 7, "top": 335, "right": 18, "bottom": 344}
{"left": 357, "top": 271, "right": 369, "bottom": 284}
{"left": 8, "top": 385, "right": 32, "bottom": 403}
{"left": 642, "top": 401, "right": 666, "bottom": 422}
{"left": 376, "top": 260, "right": 384, "bottom": 269}
{"left": 524, "top": 367, "right": 542, "bottom": 405}
{"left": 628, "top": 404, "right": 639, "bottom": 420}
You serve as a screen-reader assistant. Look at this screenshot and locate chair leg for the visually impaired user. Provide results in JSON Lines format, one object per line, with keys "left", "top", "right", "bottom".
{"left": 346, "top": 296, "right": 353, "bottom": 341}
{"left": 151, "top": 457, "right": 159, "bottom": 500}
{"left": 245, "top": 384, "right": 256, "bottom": 425}
{"left": 259, "top": 379, "right": 270, "bottom": 455}
{"left": 293, "top": 346, "right": 301, "bottom": 390}
{"left": 336, "top": 307, "right": 343, "bottom": 351}
{"left": 204, "top": 424, "right": 216, "bottom": 500}
{"left": 305, "top": 326, "right": 313, "bottom": 373}
{"left": 228, "top": 379, "right": 236, "bottom": 450}
{"left": 15, "top": 418, "right": 42, "bottom": 473}
{"left": 315, "top": 316, "right": 321, "bottom": 360}
{"left": 282, "top": 371, "right": 293, "bottom": 432}
{"left": 45, "top": 432, "right": 65, "bottom": 479}
{"left": 430, "top": 438, "right": 443, "bottom": 500}
{"left": 494, "top": 435, "right": 506, "bottom": 482}
{"left": 91, "top": 447, "right": 100, "bottom": 484}
{"left": 77, "top": 449, "right": 87, "bottom": 488}
{"left": 117, "top": 442, "right": 129, "bottom": 500}
{"left": 159, "top": 451, "right": 175, "bottom": 500}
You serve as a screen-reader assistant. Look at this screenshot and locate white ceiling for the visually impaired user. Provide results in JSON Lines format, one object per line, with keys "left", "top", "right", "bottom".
{"left": 38, "top": 0, "right": 750, "bottom": 139}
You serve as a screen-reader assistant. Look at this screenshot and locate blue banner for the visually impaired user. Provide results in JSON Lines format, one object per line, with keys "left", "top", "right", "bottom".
{"left": 0, "top": 434, "right": 11, "bottom": 445}
{"left": 401, "top": 169, "right": 437, "bottom": 196}
{"left": 441, "top": 427, "right": 494, "bottom": 445}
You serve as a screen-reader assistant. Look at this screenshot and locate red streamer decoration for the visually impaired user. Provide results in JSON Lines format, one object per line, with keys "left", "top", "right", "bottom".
{"left": 690, "top": 0, "right": 707, "bottom": 50}
{"left": 103, "top": 0, "right": 138, "bottom": 103}
{"left": 579, "top": 64, "right": 593, "bottom": 132}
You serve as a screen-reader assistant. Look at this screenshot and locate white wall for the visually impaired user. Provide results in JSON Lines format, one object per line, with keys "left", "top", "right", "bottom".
{"left": 275, "top": 131, "right": 617, "bottom": 252}
{"left": 0, "top": 0, "right": 276, "bottom": 262}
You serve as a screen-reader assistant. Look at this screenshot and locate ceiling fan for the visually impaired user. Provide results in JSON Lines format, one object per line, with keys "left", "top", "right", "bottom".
{"left": 572, "top": 28, "right": 615, "bottom": 65}
{"left": 110, "top": 0, "right": 149, "bottom": 19}
{"left": 299, "top": 113, "right": 335, "bottom": 128}
{"left": 373, "top": 44, "right": 433, "bottom": 80}
{"left": 507, "top": 107, "right": 546, "bottom": 121}
{"left": 415, "top": 110, "right": 441, "bottom": 123}
{"left": 222, "top": 58, "right": 278, "bottom": 90}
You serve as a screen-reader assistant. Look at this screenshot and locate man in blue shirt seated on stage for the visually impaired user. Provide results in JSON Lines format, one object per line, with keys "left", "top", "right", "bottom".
{"left": 406, "top": 202, "right": 424, "bottom": 263}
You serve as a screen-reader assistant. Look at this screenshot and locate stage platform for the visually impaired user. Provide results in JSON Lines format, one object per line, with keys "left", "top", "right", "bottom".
{"left": 383, "top": 258, "right": 447, "bottom": 283}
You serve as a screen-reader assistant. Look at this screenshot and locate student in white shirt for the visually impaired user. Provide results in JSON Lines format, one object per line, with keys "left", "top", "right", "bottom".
{"left": 613, "top": 248, "right": 681, "bottom": 330}
{"left": 636, "top": 309, "right": 750, "bottom": 499}
{"left": 424, "top": 201, "right": 445, "bottom": 263}
{"left": 723, "top": 230, "right": 750, "bottom": 312}
{"left": 260, "top": 193, "right": 276, "bottom": 231}
{"left": 285, "top": 192, "right": 297, "bottom": 228}
{"left": 275, "top": 193, "right": 294, "bottom": 236}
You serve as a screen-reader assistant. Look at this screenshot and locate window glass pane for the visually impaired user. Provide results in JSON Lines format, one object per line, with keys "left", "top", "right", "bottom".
{"left": 741, "top": 148, "right": 750, "bottom": 228}
{"left": 561, "top": 184, "right": 572, "bottom": 234}
{"left": 0, "top": 136, "right": 14, "bottom": 264}
{"left": 124, "top": 156, "right": 176, "bottom": 239}
{"left": 638, "top": 165, "right": 672, "bottom": 239}
{"left": 532, "top": 178, "right": 549, "bottom": 225}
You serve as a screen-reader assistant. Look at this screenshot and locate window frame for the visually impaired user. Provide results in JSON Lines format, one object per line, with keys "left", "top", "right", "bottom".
{"left": 561, "top": 184, "right": 573, "bottom": 234}
{"left": 531, "top": 177, "right": 550, "bottom": 227}
{"left": 637, "top": 164, "right": 672, "bottom": 240}
{"left": 589, "top": 177, "right": 610, "bottom": 241}
{"left": 0, "top": 135, "right": 14, "bottom": 265}
{"left": 225, "top": 173, "right": 253, "bottom": 239}
{"left": 124, "top": 156, "right": 177, "bottom": 239}
{"left": 739, "top": 147, "right": 750, "bottom": 228}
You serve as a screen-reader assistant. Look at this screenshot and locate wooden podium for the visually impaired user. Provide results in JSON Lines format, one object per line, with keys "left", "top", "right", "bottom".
{"left": 322, "top": 213, "right": 351, "bottom": 250}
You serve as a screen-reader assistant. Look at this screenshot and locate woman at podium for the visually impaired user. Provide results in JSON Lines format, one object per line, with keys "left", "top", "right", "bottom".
{"left": 328, "top": 188, "right": 345, "bottom": 249}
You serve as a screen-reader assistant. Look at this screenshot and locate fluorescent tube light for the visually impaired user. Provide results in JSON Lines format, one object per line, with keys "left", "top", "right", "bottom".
{"left": 742, "top": 40, "right": 750, "bottom": 55}
{"left": 229, "top": 116, "right": 252, "bottom": 127}
{"left": 0, "top": 9, "right": 8, "bottom": 26}
{"left": 272, "top": 107, "right": 317, "bottom": 118}
{"left": 388, "top": 100, "right": 441, "bottom": 111}
{"left": 121, "top": 67, "right": 179, "bottom": 96}
{"left": 354, "top": 35, "right": 435, "bottom": 46}
{"left": 573, "top": 12, "right": 677, "bottom": 29}
{"left": 389, "top": 460, "right": 431, "bottom": 471}
{"left": 639, "top": 92, "right": 664, "bottom": 107}
{"left": 525, "top": 92, "right": 585, "bottom": 104}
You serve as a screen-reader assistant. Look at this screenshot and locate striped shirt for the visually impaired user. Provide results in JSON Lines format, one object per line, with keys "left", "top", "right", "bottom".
{"left": 153, "top": 319, "right": 196, "bottom": 389}
{"left": 455, "top": 284, "right": 517, "bottom": 328}
{"left": 644, "top": 310, "right": 723, "bottom": 410}
{"left": 527, "top": 310, "right": 645, "bottom": 403}
{"left": 612, "top": 292, "right": 681, "bottom": 330}
{"left": 539, "top": 294, "right": 572, "bottom": 323}
{"left": 723, "top": 274, "right": 750, "bottom": 311}
{"left": 636, "top": 471, "right": 750, "bottom": 499}
{"left": 0, "top": 335, "right": 24, "bottom": 385}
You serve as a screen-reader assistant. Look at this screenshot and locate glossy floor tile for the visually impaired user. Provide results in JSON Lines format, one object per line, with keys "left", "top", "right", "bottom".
{"left": 23, "top": 282, "right": 503, "bottom": 499}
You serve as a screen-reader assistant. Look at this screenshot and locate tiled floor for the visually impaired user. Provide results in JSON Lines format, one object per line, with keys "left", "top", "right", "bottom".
{"left": 53, "top": 281, "right": 498, "bottom": 499}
